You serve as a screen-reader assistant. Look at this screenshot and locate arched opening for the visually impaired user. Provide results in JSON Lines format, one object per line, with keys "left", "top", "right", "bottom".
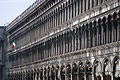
{"left": 16, "top": 73, "right": 18, "bottom": 80}
{"left": 85, "top": 23, "right": 89, "bottom": 48}
{"left": 98, "top": 18, "right": 102, "bottom": 45}
{"left": 18, "top": 72, "right": 21, "bottom": 80}
{"left": 113, "top": 57, "right": 120, "bottom": 80}
{"left": 14, "top": 73, "right": 17, "bottom": 80}
{"left": 56, "top": 65, "right": 59, "bottom": 80}
{"left": 79, "top": 61, "right": 84, "bottom": 80}
{"left": 44, "top": 68, "right": 47, "bottom": 80}
{"left": 40, "top": 68, "right": 43, "bottom": 80}
{"left": 66, "top": 64, "right": 71, "bottom": 80}
{"left": 12, "top": 73, "right": 14, "bottom": 80}
{"left": 93, "top": 20, "right": 97, "bottom": 46}
{"left": 102, "top": 17, "right": 107, "bottom": 44}
{"left": 86, "top": 61, "right": 92, "bottom": 80}
{"left": 81, "top": 24, "right": 85, "bottom": 49}
{"left": 36, "top": 69, "right": 39, "bottom": 80}
{"left": 72, "top": 63, "right": 78, "bottom": 80}
{"left": 89, "top": 22, "right": 93, "bottom": 48}
{"left": 103, "top": 59, "right": 112, "bottom": 80}
{"left": 48, "top": 67, "right": 50, "bottom": 80}
{"left": 61, "top": 65, "right": 65, "bottom": 80}
{"left": 113, "top": 12, "right": 118, "bottom": 41}
{"left": 30, "top": 70, "right": 33, "bottom": 80}
{"left": 51, "top": 65, "right": 55, "bottom": 80}
{"left": 93, "top": 60, "right": 102, "bottom": 80}
{"left": 113, "top": 12, "right": 117, "bottom": 20}
{"left": 33, "top": 70, "right": 37, "bottom": 80}
{"left": 107, "top": 15, "right": 112, "bottom": 43}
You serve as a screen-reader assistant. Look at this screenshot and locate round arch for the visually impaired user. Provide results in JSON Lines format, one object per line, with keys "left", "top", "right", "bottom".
{"left": 51, "top": 65, "right": 56, "bottom": 80}
{"left": 112, "top": 56, "right": 120, "bottom": 80}
{"left": 102, "top": 57, "right": 112, "bottom": 80}
{"left": 66, "top": 64, "right": 71, "bottom": 80}
{"left": 93, "top": 59, "right": 102, "bottom": 80}
{"left": 40, "top": 68, "right": 43, "bottom": 80}
{"left": 60, "top": 65, "right": 65, "bottom": 80}
{"left": 85, "top": 60, "right": 92, "bottom": 80}
{"left": 72, "top": 63, "right": 78, "bottom": 80}
{"left": 78, "top": 61, "right": 84, "bottom": 80}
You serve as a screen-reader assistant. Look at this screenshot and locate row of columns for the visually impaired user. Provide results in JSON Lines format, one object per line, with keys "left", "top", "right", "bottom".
{"left": 9, "top": 11, "right": 120, "bottom": 67}
{"left": 8, "top": 56, "right": 120, "bottom": 80}
{"left": 14, "top": 0, "right": 112, "bottom": 49}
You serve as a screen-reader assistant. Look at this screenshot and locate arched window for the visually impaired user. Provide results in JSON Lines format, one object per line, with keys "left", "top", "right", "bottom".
{"left": 79, "top": 61, "right": 84, "bottom": 80}
{"left": 98, "top": 19, "right": 102, "bottom": 45}
{"left": 89, "top": 22, "right": 93, "bottom": 47}
{"left": 113, "top": 57, "right": 120, "bottom": 80}
{"left": 66, "top": 64, "right": 71, "bottom": 80}
{"left": 85, "top": 61, "right": 92, "bottom": 80}
{"left": 51, "top": 66, "right": 55, "bottom": 80}
{"left": 107, "top": 15, "right": 112, "bottom": 43}
{"left": 72, "top": 63, "right": 78, "bottom": 80}
{"left": 81, "top": 25, "right": 85, "bottom": 49}
{"left": 103, "top": 59, "right": 112, "bottom": 80}
{"left": 61, "top": 65, "right": 65, "bottom": 80}
{"left": 93, "top": 21, "right": 97, "bottom": 46}
{"left": 102, "top": 17, "right": 107, "bottom": 44}
{"left": 40, "top": 68, "right": 43, "bottom": 80}
{"left": 56, "top": 65, "right": 59, "bottom": 80}
{"left": 113, "top": 12, "right": 118, "bottom": 42}
{"left": 47, "top": 67, "right": 51, "bottom": 80}
{"left": 85, "top": 24, "right": 89, "bottom": 48}
{"left": 93, "top": 60, "right": 102, "bottom": 80}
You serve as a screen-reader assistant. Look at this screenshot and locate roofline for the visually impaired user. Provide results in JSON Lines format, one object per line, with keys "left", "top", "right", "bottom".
{"left": 6, "top": 0, "right": 47, "bottom": 32}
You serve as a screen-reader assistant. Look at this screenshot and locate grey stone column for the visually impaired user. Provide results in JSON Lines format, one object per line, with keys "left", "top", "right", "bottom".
{"left": 92, "top": 73, "right": 94, "bottom": 80}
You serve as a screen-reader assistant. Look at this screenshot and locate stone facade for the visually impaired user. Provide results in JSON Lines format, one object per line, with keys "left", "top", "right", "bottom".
{"left": 6, "top": 0, "right": 120, "bottom": 80}
{"left": 0, "top": 26, "right": 5, "bottom": 80}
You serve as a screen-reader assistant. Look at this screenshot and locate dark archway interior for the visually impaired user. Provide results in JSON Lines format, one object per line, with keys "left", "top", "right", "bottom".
{"left": 61, "top": 66, "right": 65, "bottom": 80}
{"left": 72, "top": 63, "right": 77, "bottom": 80}
{"left": 105, "top": 75, "right": 111, "bottom": 80}
{"left": 114, "top": 77, "right": 120, "bottom": 80}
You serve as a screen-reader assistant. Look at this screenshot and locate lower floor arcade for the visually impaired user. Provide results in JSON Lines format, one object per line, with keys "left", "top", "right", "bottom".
{"left": 7, "top": 45, "right": 120, "bottom": 80}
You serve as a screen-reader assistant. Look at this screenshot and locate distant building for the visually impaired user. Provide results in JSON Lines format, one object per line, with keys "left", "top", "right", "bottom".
{"left": 5, "top": 0, "right": 120, "bottom": 80}
{"left": 0, "top": 26, "right": 5, "bottom": 80}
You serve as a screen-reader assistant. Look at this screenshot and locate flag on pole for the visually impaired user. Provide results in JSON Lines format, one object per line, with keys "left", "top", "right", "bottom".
{"left": 12, "top": 40, "right": 16, "bottom": 48}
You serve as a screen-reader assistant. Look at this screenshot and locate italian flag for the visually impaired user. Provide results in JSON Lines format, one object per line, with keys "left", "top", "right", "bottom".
{"left": 12, "top": 40, "right": 16, "bottom": 48}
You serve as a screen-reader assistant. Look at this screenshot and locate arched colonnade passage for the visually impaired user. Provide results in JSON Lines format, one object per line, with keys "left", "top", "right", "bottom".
{"left": 8, "top": 56, "right": 120, "bottom": 80}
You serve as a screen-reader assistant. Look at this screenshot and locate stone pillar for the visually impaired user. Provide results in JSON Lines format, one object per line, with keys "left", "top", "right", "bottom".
{"left": 34, "top": 72, "right": 37, "bottom": 80}
{"left": 101, "top": 73, "right": 104, "bottom": 80}
{"left": 84, "top": 73, "right": 86, "bottom": 80}
{"left": 65, "top": 65, "right": 67, "bottom": 80}
{"left": 92, "top": 73, "right": 94, "bottom": 80}
{"left": 25, "top": 72, "right": 27, "bottom": 80}
{"left": 110, "top": 72, "right": 114, "bottom": 80}
{"left": 71, "top": 65, "right": 72, "bottom": 80}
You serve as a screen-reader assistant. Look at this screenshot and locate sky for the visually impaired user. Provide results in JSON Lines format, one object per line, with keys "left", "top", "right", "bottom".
{"left": 0, "top": 0, "right": 35, "bottom": 26}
